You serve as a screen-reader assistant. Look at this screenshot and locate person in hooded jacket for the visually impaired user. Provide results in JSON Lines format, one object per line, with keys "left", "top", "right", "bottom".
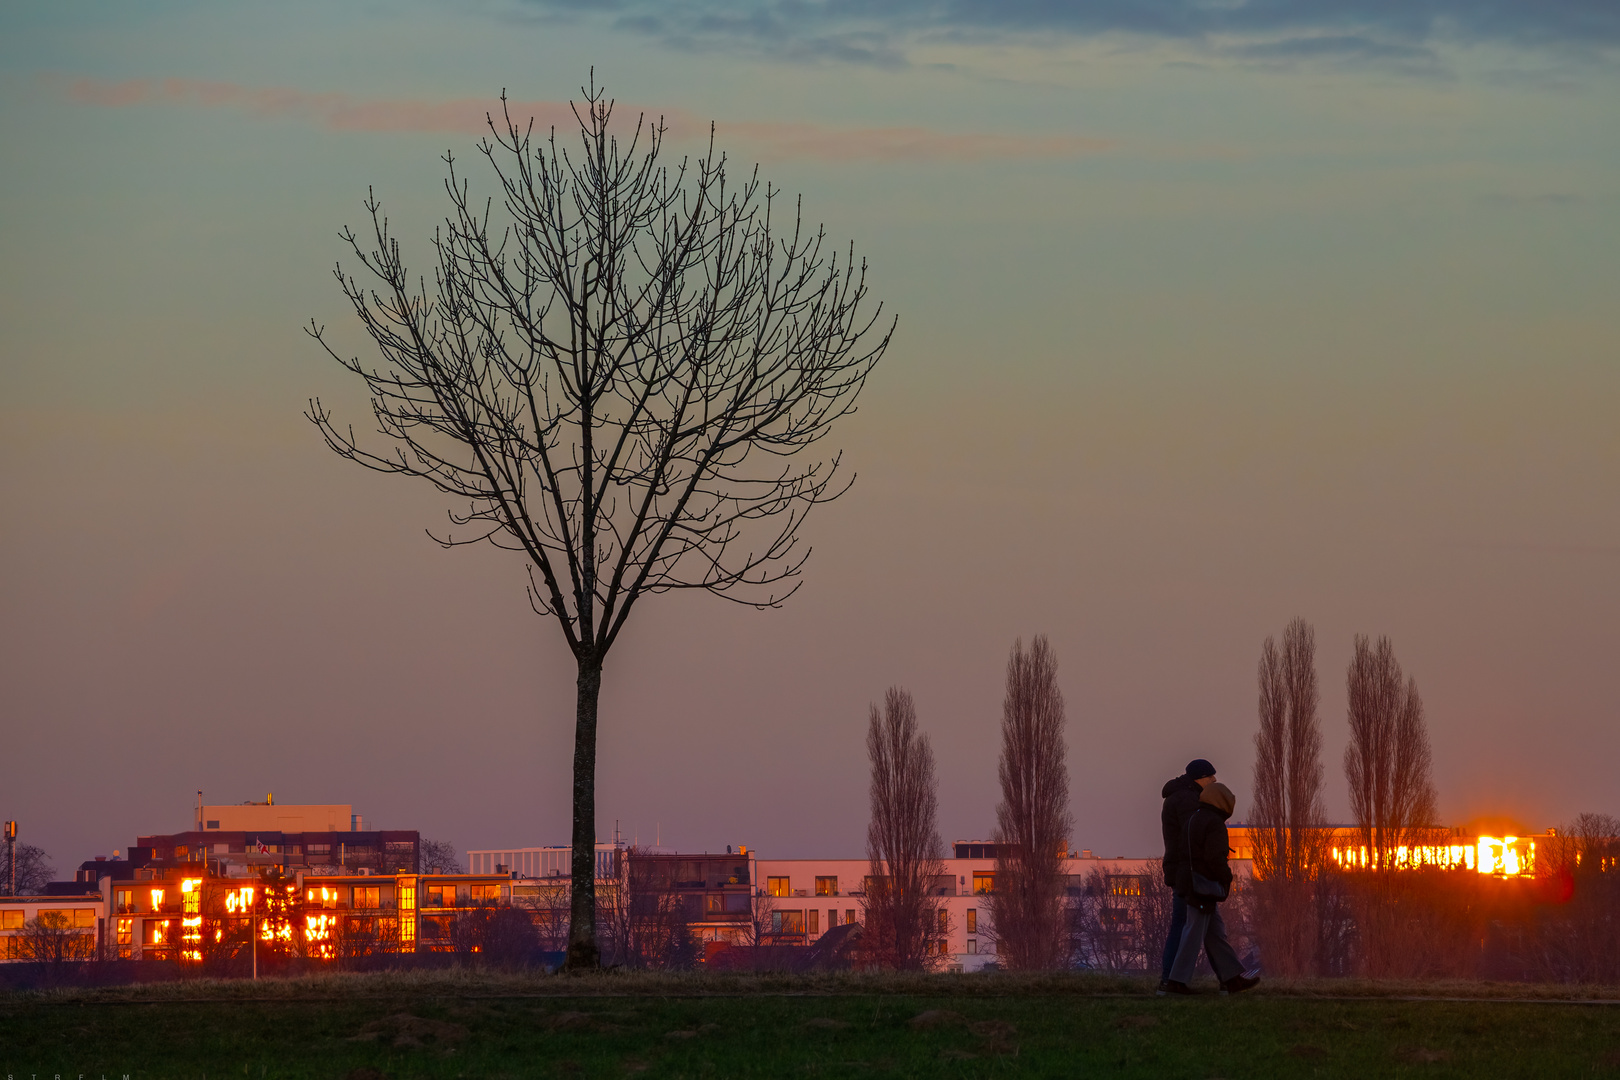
{"left": 1163, "top": 781, "right": 1259, "bottom": 995}
{"left": 1159, "top": 758, "right": 1216, "bottom": 988}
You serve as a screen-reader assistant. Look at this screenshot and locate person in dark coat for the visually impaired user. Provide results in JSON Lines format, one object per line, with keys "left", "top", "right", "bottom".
{"left": 1163, "top": 781, "right": 1259, "bottom": 994}
{"left": 1159, "top": 758, "right": 1216, "bottom": 988}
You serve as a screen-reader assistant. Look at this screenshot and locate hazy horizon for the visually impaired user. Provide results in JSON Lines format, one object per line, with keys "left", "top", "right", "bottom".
{"left": 2, "top": 1, "right": 1617, "bottom": 878}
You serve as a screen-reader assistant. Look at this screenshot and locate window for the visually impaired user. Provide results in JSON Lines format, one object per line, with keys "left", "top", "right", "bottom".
{"left": 966, "top": 909, "right": 976, "bottom": 933}
{"left": 1107, "top": 875, "right": 1146, "bottom": 898}
{"left": 352, "top": 887, "right": 382, "bottom": 909}
{"left": 815, "top": 876, "right": 838, "bottom": 896}
{"left": 398, "top": 883, "right": 416, "bottom": 948}
{"left": 308, "top": 844, "right": 330, "bottom": 856}
{"left": 75, "top": 909, "right": 95, "bottom": 928}
{"left": 972, "top": 872, "right": 995, "bottom": 895}
{"left": 206, "top": 820, "right": 219, "bottom": 829}
{"left": 845, "top": 908, "right": 856, "bottom": 926}
{"left": 149, "top": 888, "right": 166, "bottom": 911}
{"left": 706, "top": 894, "right": 726, "bottom": 915}
{"left": 425, "top": 886, "right": 446, "bottom": 907}
{"left": 767, "top": 876, "right": 790, "bottom": 898}
{"left": 938, "top": 909, "right": 949, "bottom": 933}
{"left": 470, "top": 884, "right": 501, "bottom": 902}
{"left": 144, "top": 920, "right": 168, "bottom": 945}
{"left": 1, "top": 911, "right": 22, "bottom": 929}
{"left": 116, "top": 918, "right": 133, "bottom": 946}
{"left": 967, "top": 939, "right": 977, "bottom": 954}
{"left": 117, "top": 889, "right": 134, "bottom": 912}
{"left": 807, "top": 909, "right": 819, "bottom": 934}
{"left": 772, "top": 910, "right": 804, "bottom": 935}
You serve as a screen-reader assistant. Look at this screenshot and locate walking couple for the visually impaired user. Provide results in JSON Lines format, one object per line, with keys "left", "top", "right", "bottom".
{"left": 1157, "top": 758, "right": 1259, "bottom": 996}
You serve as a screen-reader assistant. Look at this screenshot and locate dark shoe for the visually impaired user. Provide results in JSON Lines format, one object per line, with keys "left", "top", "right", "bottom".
{"left": 1220, "top": 974, "right": 1260, "bottom": 995}
{"left": 1161, "top": 980, "right": 1196, "bottom": 996}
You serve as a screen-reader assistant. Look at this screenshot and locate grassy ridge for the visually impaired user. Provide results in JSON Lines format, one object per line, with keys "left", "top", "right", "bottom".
{"left": 3, "top": 972, "right": 1619, "bottom": 1078}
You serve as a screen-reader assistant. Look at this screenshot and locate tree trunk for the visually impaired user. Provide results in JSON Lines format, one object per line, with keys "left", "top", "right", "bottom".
{"left": 565, "top": 654, "right": 603, "bottom": 970}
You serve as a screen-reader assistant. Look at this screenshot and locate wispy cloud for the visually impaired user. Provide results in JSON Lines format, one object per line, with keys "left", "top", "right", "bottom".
{"left": 62, "top": 77, "right": 1118, "bottom": 162}
{"left": 507, "top": 0, "right": 1620, "bottom": 74}
{"left": 726, "top": 121, "right": 1114, "bottom": 161}
{"left": 66, "top": 77, "right": 583, "bottom": 134}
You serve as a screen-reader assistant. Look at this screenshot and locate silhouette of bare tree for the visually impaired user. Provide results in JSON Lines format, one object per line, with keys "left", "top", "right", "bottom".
{"left": 309, "top": 77, "right": 893, "bottom": 968}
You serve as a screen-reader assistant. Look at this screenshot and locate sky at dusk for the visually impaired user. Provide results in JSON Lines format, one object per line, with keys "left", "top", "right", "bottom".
{"left": 2, "top": 1, "right": 1617, "bottom": 874}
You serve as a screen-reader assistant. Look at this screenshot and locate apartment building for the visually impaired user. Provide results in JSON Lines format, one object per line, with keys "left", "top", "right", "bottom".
{"left": 94, "top": 865, "right": 519, "bottom": 961}
{"left": 1226, "top": 824, "right": 1550, "bottom": 877}
{"left": 0, "top": 892, "right": 104, "bottom": 961}
{"left": 750, "top": 848, "right": 1165, "bottom": 972}
{"left": 129, "top": 827, "right": 419, "bottom": 878}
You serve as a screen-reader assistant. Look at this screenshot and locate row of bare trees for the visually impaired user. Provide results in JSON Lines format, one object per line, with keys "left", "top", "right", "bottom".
{"left": 1242, "top": 618, "right": 1620, "bottom": 982}
{"left": 861, "top": 636, "right": 1073, "bottom": 971}
{"left": 1245, "top": 618, "right": 1445, "bottom": 975}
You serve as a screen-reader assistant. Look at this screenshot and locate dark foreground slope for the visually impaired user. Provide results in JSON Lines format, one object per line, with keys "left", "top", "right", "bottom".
{"left": 4, "top": 971, "right": 1619, "bottom": 1078}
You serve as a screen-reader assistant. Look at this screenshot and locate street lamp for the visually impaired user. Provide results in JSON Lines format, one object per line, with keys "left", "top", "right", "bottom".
{"left": 4, "top": 821, "right": 16, "bottom": 898}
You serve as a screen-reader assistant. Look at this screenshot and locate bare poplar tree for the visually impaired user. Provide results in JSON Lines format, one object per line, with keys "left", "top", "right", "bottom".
{"left": 989, "top": 635, "right": 1071, "bottom": 970}
{"left": 1344, "top": 634, "right": 1437, "bottom": 871}
{"left": 863, "top": 687, "right": 946, "bottom": 970}
{"left": 308, "top": 81, "right": 893, "bottom": 968}
{"left": 1250, "top": 617, "right": 1329, "bottom": 973}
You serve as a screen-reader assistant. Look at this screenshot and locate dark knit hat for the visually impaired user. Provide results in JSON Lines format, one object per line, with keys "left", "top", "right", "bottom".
{"left": 1185, "top": 758, "right": 1216, "bottom": 780}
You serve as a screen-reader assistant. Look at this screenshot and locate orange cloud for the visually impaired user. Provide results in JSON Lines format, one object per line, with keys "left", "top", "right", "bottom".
{"left": 63, "top": 77, "right": 1116, "bottom": 162}
{"left": 67, "top": 77, "right": 583, "bottom": 134}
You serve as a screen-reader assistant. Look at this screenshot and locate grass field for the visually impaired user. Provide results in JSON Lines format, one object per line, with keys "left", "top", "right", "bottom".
{"left": 4, "top": 971, "right": 1619, "bottom": 1079}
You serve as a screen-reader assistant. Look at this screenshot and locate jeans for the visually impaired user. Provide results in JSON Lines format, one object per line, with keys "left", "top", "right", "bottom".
{"left": 1168, "top": 901, "right": 1242, "bottom": 985}
{"left": 1160, "top": 890, "right": 1187, "bottom": 982}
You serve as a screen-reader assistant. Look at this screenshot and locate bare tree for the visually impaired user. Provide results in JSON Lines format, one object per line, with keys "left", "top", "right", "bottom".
{"left": 861, "top": 688, "right": 946, "bottom": 970}
{"left": 1344, "top": 635, "right": 1437, "bottom": 872}
{"left": 3, "top": 842, "right": 54, "bottom": 897}
{"left": 15, "top": 911, "right": 97, "bottom": 965}
{"left": 720, "top": 888, "right": 784, "bottom": 972}
{"left": 419, "top": 839, "right": 462, "bottom": 874}
{"left": 1250, "top": 617, "right": 1330, "bottom": 974}
{"left": 988, "top": 636, "right": 1072, "bottom": 970}
{"left": 333, "top": 912, "right": 403, "bottom": 970}
{"left": 513, "top": 881, "right": 572, "bottom": 954}
{"left": 1530, "top": 812, "right": 1620, "bottom": 983}
{"left": 451, "top": 903, "right": 540, "bottom": 969}
{"left": 598, "top": 848, "right": 697, "bottom": 970}
{"left": 1068, "top": 869, "right": 1173, "bottom": 974}
{"left": 307, "top": 79, "right": 893, "bottom": 969}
